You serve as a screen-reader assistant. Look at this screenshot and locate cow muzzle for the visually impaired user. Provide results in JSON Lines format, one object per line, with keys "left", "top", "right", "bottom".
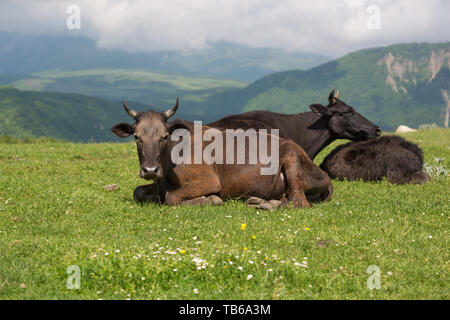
{"left": 140, "top": 166, "right": 162, "bottom": 180}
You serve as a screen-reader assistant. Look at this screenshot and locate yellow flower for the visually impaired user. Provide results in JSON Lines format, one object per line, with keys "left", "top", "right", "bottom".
{"left": 304, "top": 227, "right": 310, "bottom": 231}
{"left": 180, "top": 249, "right": 186, "bottom": 254}
{"left": 243, "top": 247, "right": 248, "bottom": 251}
{"left": 241, "top": 223, "right": 247, "bottom": 231}
{"left": 251, "top": 235, "right": 256, "bottom": 240}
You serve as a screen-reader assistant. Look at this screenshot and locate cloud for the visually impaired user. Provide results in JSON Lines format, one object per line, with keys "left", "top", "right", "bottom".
{"left": 0, "top": 0, "right": 449, "bottom": 57}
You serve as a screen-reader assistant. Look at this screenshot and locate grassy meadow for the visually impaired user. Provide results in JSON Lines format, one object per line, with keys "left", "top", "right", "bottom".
{"left": 0, "top": 129, "right": 448, "bottom": 299}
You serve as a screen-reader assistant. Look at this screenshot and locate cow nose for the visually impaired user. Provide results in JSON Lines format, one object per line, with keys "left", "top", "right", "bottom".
{"left": 140, "top": 166, "right": 160, "bottom": 179}
{"left": 375, "top": 128, "right": 382, "bottom": 137}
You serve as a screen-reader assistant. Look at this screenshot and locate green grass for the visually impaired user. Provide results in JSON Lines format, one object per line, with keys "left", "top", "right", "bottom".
{"left": 31, "top": 69, "right": 247, "bottom": 91}
{"left": 0, "top": 129, "right": 448, "bottom": 299}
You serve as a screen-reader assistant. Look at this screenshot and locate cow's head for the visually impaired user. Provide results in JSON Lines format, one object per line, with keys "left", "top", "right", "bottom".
{"left": 309, "top": 89, "right": 381, "bottom": 140}
{"left": 111, "top": 98, "right": 182, "bottom": 180}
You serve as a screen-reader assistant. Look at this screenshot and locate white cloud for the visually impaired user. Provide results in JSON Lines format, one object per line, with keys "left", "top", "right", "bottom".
{"left": 0, "top": 0, "right": 448, "bottom": 57}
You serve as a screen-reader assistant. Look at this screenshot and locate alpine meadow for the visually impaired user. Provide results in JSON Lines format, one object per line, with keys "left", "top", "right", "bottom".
{"left": 0, "top": 0, "right": 449, "bottom": 303}
{"left": 0, "top": 129, "right": 448, "bottom": 299}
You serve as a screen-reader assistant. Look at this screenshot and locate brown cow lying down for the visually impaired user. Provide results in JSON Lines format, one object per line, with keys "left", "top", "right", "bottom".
{"left": 320, "top": 135, "right": 430, "bottom": 184}
{"left": 111, "top": 99, "right": 333, "bottom": 210}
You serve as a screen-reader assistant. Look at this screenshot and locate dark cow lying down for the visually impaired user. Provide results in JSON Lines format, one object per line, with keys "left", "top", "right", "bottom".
{"left": 111, "top": 99, "right": 333, "bottom": 209}
{"left": 320, "top": 135, "right": 430, "bottom": 184}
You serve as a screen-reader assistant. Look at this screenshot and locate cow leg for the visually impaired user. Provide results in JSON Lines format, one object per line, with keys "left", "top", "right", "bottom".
{"left": 246, "top": 197, "right": 282, "bottom": 211}
{"left": 176, "top": 195, "right": 223, "bottom": 206}
{"left": 165, "top": 166, "right": 222, "bottom": 206}
{"left": 280, "top": 149, "right": 311, "bottom": 208}
{"left": 133, "top": 183, "right": 160, "bottom": 203}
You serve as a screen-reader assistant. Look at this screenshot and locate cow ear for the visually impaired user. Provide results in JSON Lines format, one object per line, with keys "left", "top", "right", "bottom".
{"left": 309, "top": 104, "right": 331, "bottom": 117}
{"left": 111, "top": 123, "right": 134, "bottom": 138}
{"left": 168, "top": 122, "right": 190, "bottom": 134}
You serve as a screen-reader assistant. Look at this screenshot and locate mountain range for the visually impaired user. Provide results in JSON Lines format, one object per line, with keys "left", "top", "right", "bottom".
{"left": 0, "top": 40, "right": 448, "bottom": 141}
{"left": 0, "top": 32, "right": 329, "bottom": 82}
{"left": 182, "top": 42, "right": 450, "bottom": 131}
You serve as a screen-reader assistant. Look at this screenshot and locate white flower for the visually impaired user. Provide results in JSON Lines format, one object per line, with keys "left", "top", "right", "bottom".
{"left": 249, "top": 260, "right": 254, "bottom": 264}
{"left": 246, "top": 274, "right": 253, "bottom": 280}
{"left": 172, "top": 269, "right": 178, "bottom": 272}
{"left": 193, "top": 236, "right": 198, "bottom": 240}
{"left": 193, "top": 288, "right": 199, "bottom": 294}
{"left": 237, "top": 266, "right": 243, "bottom": 271}
{"left": 115, "top": 249, "right": 120, "bottom": 253}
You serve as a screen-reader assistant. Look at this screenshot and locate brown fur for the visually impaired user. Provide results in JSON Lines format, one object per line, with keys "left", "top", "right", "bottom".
{"left": 112, "top": 103, "right": 333, "bottom": 208}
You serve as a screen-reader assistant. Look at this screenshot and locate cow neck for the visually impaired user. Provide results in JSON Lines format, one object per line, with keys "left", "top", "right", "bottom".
{"left": 290, "top": 112, "right": 335, "bottom": 159}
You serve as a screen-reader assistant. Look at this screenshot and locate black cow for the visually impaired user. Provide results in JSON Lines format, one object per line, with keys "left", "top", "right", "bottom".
{"left": 319, "top": 135, "right": 430, "bottom": 184}
{"left": 208, "top": 89, "right": 382, "bottom": 159}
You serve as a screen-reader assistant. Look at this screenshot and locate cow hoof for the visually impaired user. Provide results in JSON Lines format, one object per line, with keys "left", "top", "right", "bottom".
{"left": 246, "top": 197, "right": 264, "bottom": 205}
{"left": 206, "top": 195, "right": 223, "bottom": 205}
{"left": 411, "top": 171, "right": 430, "bottom": 184}
{"left": 133, "top": 187, "right": 147, "bottom": 202}
{"left": 268, "top": 200, "right": 281, "bottom": 209}
{"left": 258, "top": 202, "right": 274, "bottom": 211}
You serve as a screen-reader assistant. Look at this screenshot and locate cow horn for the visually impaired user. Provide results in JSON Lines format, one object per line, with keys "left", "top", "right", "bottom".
{"left": 334, "top": 90, "right": 340, "bottom": 99}
{"left": 123, "top": 100, "right": 138, "bottom": 119}
{"left": 162, "top": 97, "right": 179, "bottom": 120}
{"left": 328, "top": 89, "right": 336, "bottom": 104}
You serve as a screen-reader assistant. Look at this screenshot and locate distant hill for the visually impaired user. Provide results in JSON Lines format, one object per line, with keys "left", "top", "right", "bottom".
{"left": 1, "top": 42, "right": 448, "bottom": 142}
{"left": 0, "top": 69, "right": 246, "bottom": 108}
{"left": 0, "top": 87, "right": 192, "bottom": 142}
{"left": 183, "top": 42, "right": 450, "bottom": 130}
{"left": 0, "top": 32, "right": 329, "bottom": 82}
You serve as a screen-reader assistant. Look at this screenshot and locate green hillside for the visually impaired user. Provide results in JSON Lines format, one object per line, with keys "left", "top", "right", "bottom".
{"left": 185, "top": 42, "right": 450, "bottom": 130}
{"left": 3, "top": 68, "right": 245, "bottom": 108}
{"left": 0, "top": 87, "right": 157, "bottom": 142}
{"left": 1, "top": 42, "right": 448, "bottom": 142}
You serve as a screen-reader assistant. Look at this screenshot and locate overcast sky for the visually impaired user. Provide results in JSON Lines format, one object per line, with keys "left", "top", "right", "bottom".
{"left": 0, "top": 0, "right": 449, "bottom": 58}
